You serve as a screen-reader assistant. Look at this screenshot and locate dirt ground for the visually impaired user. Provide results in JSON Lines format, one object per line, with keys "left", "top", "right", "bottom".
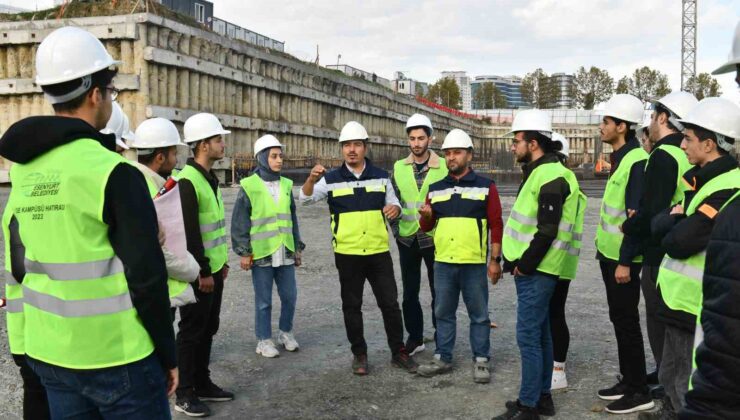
{"left": 0, "top": 184, "right": 662, "bottom": 419}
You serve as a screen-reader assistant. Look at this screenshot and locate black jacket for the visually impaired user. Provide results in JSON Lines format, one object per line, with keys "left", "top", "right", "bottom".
{"left": 503, "top": 153, "right": 570, "bottom": 277}
{"left": 651, "top": 154, "right": 739, "bottom": 332}
{"left": 680, "top": 196, "right": 740, "bottom": 420}
{"left": 0, "top": 116, "right": 176, "bottom": 370}
{"left": 622, "top": 133, "right": 684, "bottom": 266}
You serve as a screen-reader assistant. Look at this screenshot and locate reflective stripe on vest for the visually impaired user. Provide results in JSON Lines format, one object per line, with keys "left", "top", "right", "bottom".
{"left": 175, "top": 165, "right": 228, "bottom": 272}
{"left": 561, "top": 191, "right": 587, "bottom": 280}
{"left": 596, "top": 147, "right": 648, "bottom": 262}
{"left": 657, "top": 168, "right": 740, "bottom": 316}
{"left": 9, "top": 139, "right": 154, "bottom": 369}
{"left": 393, "top": 159, "right": 448, "bottom": 237}
{"left": 241, "top": 174, "right": 295, "bottom": 260}
{"left": 503, "top": 162, "right": 582, "bottom": 276}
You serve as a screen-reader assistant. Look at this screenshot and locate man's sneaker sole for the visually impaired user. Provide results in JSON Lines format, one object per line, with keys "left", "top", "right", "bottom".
{"left": 174, "top": 404, "right": 209, "bottom": 417}
{"left": 390, "top": 360, "right": 418, "bottom": 373}
{"left": 408, "top": 343, "right": 425, "bottom": 356}
{"left": 473, "top": 376, "right": 490, "bottom": 384}
{"left": 605, "top": 400, "right": 655, "bottom": 414}
{"left": 598, "top": 393, "right": 624, "bottom": 401}
{"left": 197, "top": 396, "right": 234, "bottom": 402}
{"left": 255, "top": 348, "right": 280, "bottom": 358}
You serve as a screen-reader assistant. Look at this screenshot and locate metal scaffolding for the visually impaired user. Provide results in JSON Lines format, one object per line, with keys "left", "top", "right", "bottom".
{"left": 681, "top": 0, "right": 697, "bottom": 90}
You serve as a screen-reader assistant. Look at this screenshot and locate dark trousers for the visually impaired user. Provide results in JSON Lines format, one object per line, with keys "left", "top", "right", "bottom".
{"left": 641, "top": 264, "right": 665, "bottom": 369}
{"left": 334, "top": 251, "right": 404, "bottom": 356}
{"left": 600, "top": 260, "right": 648, "bottom": 394}
{"left": 397, "top": 238, "right": 436, "bottom": 344}
{"left": 549, "top": 280, "right": 570, "bottom": 363}
{"left": 176, "top": 269, "right": 225, "bottom": 396}
{"left": 13, "top": 354, "right": 50, "bottom": 420}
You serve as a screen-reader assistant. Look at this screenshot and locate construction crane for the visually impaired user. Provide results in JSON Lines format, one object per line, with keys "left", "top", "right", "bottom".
{"left": 681, "top": 0, "right": 697, "bottom": 90}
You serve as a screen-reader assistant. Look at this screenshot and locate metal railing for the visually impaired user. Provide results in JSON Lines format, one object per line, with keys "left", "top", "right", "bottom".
{"left": 211, "top": 17, "right": 285, "bottom": 52}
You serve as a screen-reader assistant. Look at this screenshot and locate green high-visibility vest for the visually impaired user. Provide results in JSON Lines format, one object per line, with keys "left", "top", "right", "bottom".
{"left": 9, "top": 139, "right": 154, "bottom": 369}
{"left": 2, "top": 200, "right": 24, "bottom": 355}
{"left": 596, "top": 147, "right": 648, "bottom": 262}
{"left": 561, "top": 191, "right": 587, "bottom": 280}
{"left": 647, "top": 144, "right": 692, "bottom": 206}
{"left": 657, "top": 168, "right": 740, "bottom": 316}
{"left": 240, "top": 174, "right": 295, "bottom": 260}
{"left": 393, "top": 157, "right": 448, "bottom": 238}
{"left": 503, "top": 162, "right": 582, "bottom": 277}
{"left": 429, "top": 184, "right": 490, "bottom": 264}
{"left": 175, "top": 165, "right": 228, "bottom": 273}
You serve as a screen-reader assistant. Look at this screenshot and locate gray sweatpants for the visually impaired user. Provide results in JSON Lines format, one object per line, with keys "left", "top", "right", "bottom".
{"left": 659, "top": 325, "right": 693, "bottom": 411}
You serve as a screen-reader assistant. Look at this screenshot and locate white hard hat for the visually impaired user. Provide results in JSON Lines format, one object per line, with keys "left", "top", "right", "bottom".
{"left": 35, "top": 27, "right": 120, "bottom": 103}
{"left": 253, "top": 134, "right": 283, "bottom": 157}
{"left": 183, "top": 113, "right": 231, "bottom": 144}
{"left": 100, "top": 101, "right": 133, "bottom": 150}
{"left": 652, "top": 91, "right": 698, "bottom": 131}
{"left": 406, "top": 114, "right": 433, "bottom": 135}
{"left": 678, "top": 97, "right": 740, "bottom": 152}
{"left": 599, "top": 94, "right": 644, "bottom": 124}
{"left": 551, "top": 132, "right": 569, "bottom": 157}
{"left": 339, "top": 121, "right": 369, "bottom": 142}
{"left": 712, "top": 22, "right": 740, "bottom": 75}
{"left": 441, "top": 129, "right": 474, "bottom": 150}
{"left": 130, "top": 118, "right": 184, "bottom": 153}
{"left": 636, "top": 110, "right": 653, "bottom": 133}
{"left": 505, "top": 109, "right": 552, "bottom": 137}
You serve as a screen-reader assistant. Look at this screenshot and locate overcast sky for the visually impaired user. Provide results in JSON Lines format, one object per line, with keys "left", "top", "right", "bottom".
{"left": 8, "top": 0, "right": 740, "bottom": 101}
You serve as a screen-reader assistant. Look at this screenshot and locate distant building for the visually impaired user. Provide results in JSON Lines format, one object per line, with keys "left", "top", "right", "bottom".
{"left": 158, "top": 0, "right": 214, "bottom": 28}
{"left": 441, "top": 71, "right": 472, "bottom": 111}
{"left": 327, "top": 64, "right": 392, "bottom": 89}
{"left": 391, "top": 72, "right": 429, "bottom": 97}
{"left": 470, "top": 75, "right": 526, "bottom": 109}
{"left": 551, "top": 72, "right": 575, "bottom": 108}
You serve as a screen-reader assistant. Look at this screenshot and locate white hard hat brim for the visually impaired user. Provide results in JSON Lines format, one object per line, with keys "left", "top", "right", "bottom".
{"left": 37, "top": 59, "right": 122, "bottom": 86}
{"left": 712, "top": 58, "right": 740, "bottom": 75}
{"left": 115, "top": 138, "right": 130, "bottom": 150}
{"left": 184, "top": 129, "right": 231, "bottom": 143}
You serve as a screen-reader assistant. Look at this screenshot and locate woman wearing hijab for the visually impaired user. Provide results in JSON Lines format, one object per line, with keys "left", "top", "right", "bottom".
{"left": 231, "top": 135, "right": 305, "bottom": 358}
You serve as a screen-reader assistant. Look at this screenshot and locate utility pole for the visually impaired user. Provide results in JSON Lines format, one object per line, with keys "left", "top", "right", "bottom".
{"left": 681, "top": 0, "right": 697, "bottom": 90}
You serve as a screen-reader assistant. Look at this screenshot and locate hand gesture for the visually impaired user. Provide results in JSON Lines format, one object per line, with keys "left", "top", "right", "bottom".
{"left": 418, "top": 204, "right": 432, "bottom": 220}
{"left": 308, "top": 165, "right": 326, "bottom": 183}
{"left": 383, "top": 205, "right": 401, "bottom": 219}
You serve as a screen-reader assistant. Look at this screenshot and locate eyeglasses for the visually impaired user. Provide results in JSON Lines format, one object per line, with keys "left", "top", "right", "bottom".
{"left": 105, "top": 87, "right": 120, "bottom": 101}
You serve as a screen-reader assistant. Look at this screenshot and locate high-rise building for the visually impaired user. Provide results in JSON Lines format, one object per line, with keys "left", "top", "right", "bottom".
{"left": 470, "top": 75, "right": 526, "bottom": 109}
{"left": 551, "top": 72, "right": 575, "bottom": 108}
{"left": 441, "top": 71, "right": 472, "bottom": 111}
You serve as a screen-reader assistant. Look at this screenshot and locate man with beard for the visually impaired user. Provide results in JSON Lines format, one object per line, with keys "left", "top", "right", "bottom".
{"left": 415, "top": 129, "right": 503, "bottom": 384}
{"left": 390, "top": 114, "right": 448, "bottom": 355}
{"left": 495, "top": 110, "right": 583, "bottom": 420}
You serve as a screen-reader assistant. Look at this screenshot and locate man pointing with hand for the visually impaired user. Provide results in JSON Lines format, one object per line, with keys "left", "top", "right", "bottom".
{"left": 300, "top": 121, "right": 417, "bottom": 376}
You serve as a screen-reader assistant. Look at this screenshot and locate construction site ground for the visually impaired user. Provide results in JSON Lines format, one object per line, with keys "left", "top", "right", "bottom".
{"left": 0, "top": 182, "right": 663, "bottom": 419}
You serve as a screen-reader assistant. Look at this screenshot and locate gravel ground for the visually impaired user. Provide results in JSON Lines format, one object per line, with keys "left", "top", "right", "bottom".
{"left": 0, "top": 183, "right": 661, "bottom": 419}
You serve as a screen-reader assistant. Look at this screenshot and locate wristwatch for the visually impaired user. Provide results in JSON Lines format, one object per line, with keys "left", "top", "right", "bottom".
{"left": 493, "top": 256, "right": 502, "bottom": 263}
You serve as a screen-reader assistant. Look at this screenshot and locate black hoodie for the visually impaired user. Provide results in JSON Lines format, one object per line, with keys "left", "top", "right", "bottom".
{"left": 0, "top": 116, "right": 177, "bottom": 370}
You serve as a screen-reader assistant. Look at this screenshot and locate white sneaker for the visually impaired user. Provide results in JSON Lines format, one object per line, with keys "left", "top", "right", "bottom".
{"left": 551, "top": 362, "right": 568, "bottom": 390}
{"left": 256, "top": 339, "right": 280, "bottom": 358}
{"left": 277, "top": 331, "right": 299, "bottom": 352}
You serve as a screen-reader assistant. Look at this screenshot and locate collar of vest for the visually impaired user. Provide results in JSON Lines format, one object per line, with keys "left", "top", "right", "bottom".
{"left": 653, "top": 132, "right": 684, "bottom": 151}
{"left": 337, "top": 158, "right": 386, "bottom": 181}
{"left": 436, "top": 168, "right": 489, "bottom": 188}
{"left": 682, "top": 154, "right": 739, "bottom": 192}
{"left": 522, "top": 153, "right": 561, "bottom": 178}
{"left": 132, "top": 161, "right": 166, "bottom": 190}
{"left": 186, "top": 159, "right": 219, "bottom": 185}
{"left": 611, "top": 138, "right": 641, "bottom": 165}
{"left": 402, "top": 150, "right": 442, "bottom": 169}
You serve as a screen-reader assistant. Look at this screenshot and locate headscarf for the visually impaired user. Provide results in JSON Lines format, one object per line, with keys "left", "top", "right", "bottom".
{"left": 253, "top": 147, "right": 281, "bottom": 181}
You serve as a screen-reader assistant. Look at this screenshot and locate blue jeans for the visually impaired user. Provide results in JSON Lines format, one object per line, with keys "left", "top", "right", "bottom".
{"left": 433, "top": 262, "right": 490, "bottom": 363}
{"left": 515, "top": 273, "right": 558, "bottom": 407}
{"left": 27, "top": 354, "right": 170, "bottom": 420}
{"left": 252, "top": 264, "right": 297, "bottom": 340}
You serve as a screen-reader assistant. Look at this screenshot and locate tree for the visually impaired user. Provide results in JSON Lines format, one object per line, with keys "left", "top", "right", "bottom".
{"left": 616, "top": 67, "right": 671, "bottom": 102}
{"left": 426, "top": 78, "right": 461, "bottom": 109}
{"left": 473, "top": 82, "right": 508, "bottom": 109}
{"left": 685, "top": 73, "right": 722, "bottom": 100}
{"left": 521, "top": 68, "right": 558, "bottom": 109}
{"left": 573, "top": 66, "right": 614, "bottom": 110}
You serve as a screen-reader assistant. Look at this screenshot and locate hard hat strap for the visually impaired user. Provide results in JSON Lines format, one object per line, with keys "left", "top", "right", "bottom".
{"left": 44, "top": 75, "right": 92, "bottom": 105}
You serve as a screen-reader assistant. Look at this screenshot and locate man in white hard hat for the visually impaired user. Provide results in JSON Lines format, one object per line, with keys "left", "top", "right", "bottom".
{"left": 0, "top": 26, "right": 176, "bottom": 418}
{"left": 300, "top": 121, "right": 418, "bottom": 375}
{"left": 231, "top": 134, "right": 304, "bottom": 359}
{"left": 389, "top": 114, "right": 448, "bottom": 356}
{"left": 647, "top": 98, "right": 740, "bottom": 420}
{"left": 711, "top": 21, "right": 740, "bottom": 88}
{"left": 101, "top": 101, "right": 134, "bottom": 154}
{"left": 622, "top": 91, "right": 697, "bottom": 395}
{"left": 175, "top": 113, "right": 234, "bottom": 416}
{"left": 415, "top": 129, "right": 503, "bottom": 384}
{"left": 593, "top": 94, "right": 654, "bottom": 414}
{"left": 129, "top": 118, "right": 200, "bottom": 311}
{"left": 495, "top": 110, "right": 585, "bottom": 420}
{"left": 682, "top": 24, "right": 740, "bottom": 420}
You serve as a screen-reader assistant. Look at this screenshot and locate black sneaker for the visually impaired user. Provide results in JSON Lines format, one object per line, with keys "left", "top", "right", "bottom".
{"left": 606, "top": 392, "right": 655, "bottom": 414}
{"left": 650, "top": 384, "right": 666, "bottom": 400}
{"left": 352, "top": 354, "right": 368, "bottom": 376}
{"left": 506, "top": 395, "right": 554, "bottom": 417}
{"left": 646, "top": 369, "right": 660, "bottom": 385}
{"left": 196, "top": 381, "right": 234, "bottom": 402}
{"left": 391, "top": 347, "right": 419, "bottom": 373}
{"left": 493, "top": 400, "right": 540, "bottom": 420}
{"left": 175, "top": 394, "right": 211, "bottom": 417}
{"left": 405, "top": 338, "right": 426, "bottom": 356}
{"left": 598, "top": 380, "right": 630, "bottom": 401}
